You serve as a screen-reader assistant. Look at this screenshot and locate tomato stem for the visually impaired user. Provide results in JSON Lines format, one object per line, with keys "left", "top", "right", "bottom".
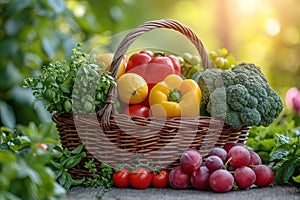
{"left": 168, "top": 88, "right": 182, "bottom": 103}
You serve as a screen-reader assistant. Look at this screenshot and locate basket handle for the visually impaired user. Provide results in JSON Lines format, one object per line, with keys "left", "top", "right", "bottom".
{"left": 100, "top": 19, "right": 211, "bottom": 130}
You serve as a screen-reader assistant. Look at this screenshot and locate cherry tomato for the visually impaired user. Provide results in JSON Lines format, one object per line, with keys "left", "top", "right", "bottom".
{"left": 37, "top": 143, "right": 48, "bottom": 150}
{"left": 152, "top": 169, "right": 169, "bottom": 188}
{"left": 126, "top": 53, "right": 151, "bottom": 72}
{"left": 168, "top": 55, "right": 181, "bottom": 75}
{"left": 122, "top": 105, "right": 150, "bottom": 118}
{"left": 112, "top": 168, "right": 130, "bottom": 188}
{"left": 129, "top": 167, "right": 152, "bottom": 189}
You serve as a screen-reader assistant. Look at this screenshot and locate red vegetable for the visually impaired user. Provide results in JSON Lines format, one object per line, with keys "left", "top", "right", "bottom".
{"left": 122, "top": 105, "right": 150, "bottom": 118}
{"left": 125, "top": 50, "right": 180, "bottom": 106}
{"left": 151, "top": 169, "right": 169, "bottom": 188}
{"left": 129, "top": 167, "right": 152, "bottom": 189}
{"left": 112, "top": 168, "right": 130, "bottom": 188}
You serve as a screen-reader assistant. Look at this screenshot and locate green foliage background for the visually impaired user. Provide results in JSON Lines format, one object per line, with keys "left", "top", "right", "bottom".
{"left": 0, "top": 0, "right": 299, "bottom": 128}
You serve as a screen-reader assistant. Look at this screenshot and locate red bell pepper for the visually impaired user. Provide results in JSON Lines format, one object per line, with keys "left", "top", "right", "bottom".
{"left": 125, "top": 50, "right": 181, "bottom": 106}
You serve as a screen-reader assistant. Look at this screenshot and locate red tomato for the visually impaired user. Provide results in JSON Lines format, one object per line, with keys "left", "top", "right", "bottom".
{"left": 122, "top": 105, "right": 150, "bottom": 118}
{"left": 168, "top": 55, "right": 181, "bottom": 75}
{"left": 129, "top": 167, "right": 152, "bottom": 189}
{"left": 126, "top": 53, "right": 151, "bottom": 72}
{"left": 152, "top": 169, "right": 169, "bottom": 188}
{"left": 37, "top": 142, "right": 48, "bottom": 150}
{"left": 112, "top": 168, "right": 130, "bottom": 188}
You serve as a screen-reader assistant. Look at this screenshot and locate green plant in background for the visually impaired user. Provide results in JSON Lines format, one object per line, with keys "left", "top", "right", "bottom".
{"left": 0, "top": 0, "right": 129, "bottom": 128}
{"left": 270, "top": 133, "right": 300, "bottom": 186}
{"left": 0, "top": 122, "right": 65, "bottom": 200}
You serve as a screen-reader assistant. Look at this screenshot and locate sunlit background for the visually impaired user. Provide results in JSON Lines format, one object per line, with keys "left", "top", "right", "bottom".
{"left": 0, "top": 0, "right": 299, "bottom": 128}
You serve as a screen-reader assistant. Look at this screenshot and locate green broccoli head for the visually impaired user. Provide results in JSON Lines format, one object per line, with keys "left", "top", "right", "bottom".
{"left": 201, "top": 62, "right": 283, "bottom": 129}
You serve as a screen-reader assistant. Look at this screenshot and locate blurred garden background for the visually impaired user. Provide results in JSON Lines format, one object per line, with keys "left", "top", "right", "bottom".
{"left": 1, "top": 0, "right": 299, "bottom": 128}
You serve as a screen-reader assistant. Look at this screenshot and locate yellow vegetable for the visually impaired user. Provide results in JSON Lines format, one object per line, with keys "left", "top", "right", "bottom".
{"left": 117, "top": 73, "right": 148, "bottom": 104}
{"left": 149, "top": 74, "right": 201, "bottom": 118}
{"left": 96, "top": 53, "right": 126, "bottom": 79}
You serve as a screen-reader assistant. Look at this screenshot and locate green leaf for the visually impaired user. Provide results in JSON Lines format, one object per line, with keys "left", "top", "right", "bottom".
{"left": 274, "top": 159, "right": 296, "bottom": 185}
{"left": 0, "top": 101, "right": 16, "bottom": 129}
{"left": 276, "top": 133, "right": 293, "bottom": 144}
{"left": 42, "top": 37, "right": 55, "bottom": 58}
{"left": 46, "top": 0, "right": 65, "bottom": 13}
{"left": 64, "top": 152, "right": 86, "bottom": 169}
{"left": 292, "top": 174, "right": 300, "bottom": 183}
{"left": 270, "top": 146, "right": 290, "bottom": 161}
{"left": 70, "top": 144, "right": 84, "bottom": 155}
{"left": 258, "top": 139, "right": 276, "bottom": 152}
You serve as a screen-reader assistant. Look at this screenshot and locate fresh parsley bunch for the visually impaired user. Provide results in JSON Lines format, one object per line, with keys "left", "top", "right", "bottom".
{"left": 23, "top": 44, "right": 116, "bottom": 115}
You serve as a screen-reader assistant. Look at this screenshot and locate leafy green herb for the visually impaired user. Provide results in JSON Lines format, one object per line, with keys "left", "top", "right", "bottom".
{"left": 83, "top": 159, "right": 113, "bottom": 188}
{"left": 22, "top": 44, "right": 116, "bottom": 115}
{"left": 48, "top": 144, "right": 86, "bottom": 190}
{"left": 270, "top": 133, "right": 300, "bottom": 185}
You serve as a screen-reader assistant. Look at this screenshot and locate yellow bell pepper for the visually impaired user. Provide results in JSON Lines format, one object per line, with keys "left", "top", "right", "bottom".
{"left": 149, "top": 74, "right": 202, "bottom": 118}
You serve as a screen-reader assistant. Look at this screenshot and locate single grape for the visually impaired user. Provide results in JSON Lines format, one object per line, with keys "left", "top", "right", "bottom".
{"left": 205, "top": 156, "right": 223, "bottom": 172}
{"left": 209, "top": 51, "right": 217, "bottom": 60}
{"left": 190, "top": 55, "right": 201, "bottom": 66}
{"left": 180, "top": 148, "right": 202, "bottom": 174}
{"left": 234, "top": 166, "right": 256, "bottom": 189}
{"left": 190, "top": 166, "right": 210, "bottom": 190}
{"left": 222, "top": 59, "right": 231, "bottom": 70}
{"left": 223, "top": 143, "right": 244, "bottom": 153}
{"left": 248, "top": 151, "right": 262, "bottom": 168}
{"left": 208, "top": 147, "right": 227, "bottom": 163}
{"left": 215, "top": 57, "right": 225, "bottom": 68}
{"left": 169, "top": 166, "right": 191, "bottom": 189}
{"left": 227, "top": 146, "right": 250, "bottom": 168}
{"left": 253, "top": 165, "right": 274, "bottom": 187}
{"left": 183, "top": 52, "right": 193, "bottom": 62}
{"left": 219, "top": 48, "right": 228, "bottom": 56}
{"left": 209, "top": 169, "right": 234, "bottom": 192}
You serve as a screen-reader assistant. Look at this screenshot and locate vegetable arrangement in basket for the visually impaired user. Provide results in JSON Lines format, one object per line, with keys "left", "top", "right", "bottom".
{"left": 22, "top": 19, "right": 284, "bottom": 180}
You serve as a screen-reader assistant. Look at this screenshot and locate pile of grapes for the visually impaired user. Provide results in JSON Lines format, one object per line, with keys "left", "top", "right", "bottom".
{"left": 179, "top": 48, "right": 238, "bottom": 79}
{"left": 169, "top": 143, "right": 274, "bottom": 192}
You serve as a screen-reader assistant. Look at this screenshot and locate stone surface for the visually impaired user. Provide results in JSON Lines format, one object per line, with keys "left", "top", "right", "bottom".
{"left": 63, "top": 186, "right": 300, "bottom": 200}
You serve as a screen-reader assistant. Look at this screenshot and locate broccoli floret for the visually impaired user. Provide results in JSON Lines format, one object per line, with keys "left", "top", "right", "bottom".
{"left": 215, "top": 70, "right": 236, "bottom": 88}
{"left": 200, "top": 62, "right": 283, "bottom": 128}
{"left": 225, "top": 110, "right": 242, "bottom": 128}
{"left": 239, "top": 107, "right": 261, "bottom": 126}
{"left": 194, "top": 68, "right": 222, "bottom": 105}
{"left": 226, "top": 84, "right": 250, "bottom": 111}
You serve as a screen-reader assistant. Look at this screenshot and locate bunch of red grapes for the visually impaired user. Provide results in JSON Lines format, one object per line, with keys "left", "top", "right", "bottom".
{"left": 169, "top": 143, "right": 274, "bottom": 192}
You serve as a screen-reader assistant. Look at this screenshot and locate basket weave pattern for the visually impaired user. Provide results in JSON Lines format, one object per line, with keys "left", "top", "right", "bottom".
{"left": 53, "top": 19, "right": 249, "bottom": 179}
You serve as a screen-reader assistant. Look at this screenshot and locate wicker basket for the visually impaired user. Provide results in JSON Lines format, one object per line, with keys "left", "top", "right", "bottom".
{"left": 53, "top": 19, "right": 249, "bottom": 179}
